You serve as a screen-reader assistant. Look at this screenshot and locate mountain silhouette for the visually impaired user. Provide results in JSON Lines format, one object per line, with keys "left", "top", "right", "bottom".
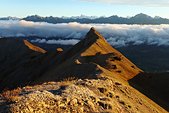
{"left": 22, "top": 13, "right": 169, "bottom": 24}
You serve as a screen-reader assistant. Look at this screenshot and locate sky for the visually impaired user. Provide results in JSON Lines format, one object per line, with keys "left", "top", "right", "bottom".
{"left": 0, "top": 0, "right": 169, "bottom": 18}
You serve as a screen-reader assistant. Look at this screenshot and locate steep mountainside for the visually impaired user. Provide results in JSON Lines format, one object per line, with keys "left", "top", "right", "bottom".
{"left": 39, "top": 27, "right": 142, "bottom": 82}
{"left": 0, "top": 39, "right": 55, "bottom": 90}
{"left": 0, "top": 27, "right": 142, "bottom": 91}
{"left": 129, "top": 72, "right": 169, "bottom": 111}
{"left": 0, "top": 28, "right": 168, "bottom": 112}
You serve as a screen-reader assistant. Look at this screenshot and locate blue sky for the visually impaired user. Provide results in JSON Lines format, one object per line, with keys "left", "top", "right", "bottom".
{"left": 0, "top": 0, "right": 169, "bottom": 18}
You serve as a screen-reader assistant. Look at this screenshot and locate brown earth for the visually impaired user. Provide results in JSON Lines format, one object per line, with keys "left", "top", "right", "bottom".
{"left": 38, "top": 27, "right": 142, "bottom": 82}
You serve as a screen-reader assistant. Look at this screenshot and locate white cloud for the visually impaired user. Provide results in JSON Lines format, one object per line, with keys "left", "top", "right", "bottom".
{"left": 0, "top": 20, "right": 169, "bottom": 47}
{"left": 80, "top": 0, "right": 169, "bottom": 7}
{"left": 31, "top": 39, "right": 80, "bottom": 45}
{"left": 0, "top": 20, "right": 90, "bottom": 38}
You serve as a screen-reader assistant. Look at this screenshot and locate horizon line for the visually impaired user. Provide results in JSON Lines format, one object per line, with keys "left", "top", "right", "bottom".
{"left": 0, "top": 13, "right": 169, "bottom": 19}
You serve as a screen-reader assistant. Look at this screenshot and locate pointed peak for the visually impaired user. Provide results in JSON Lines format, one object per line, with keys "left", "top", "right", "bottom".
{"left": 88, "top": 27, "right": 98, "bottom": 34}
{"left": 86, "top": 27, "right": 104, "bottom": 41}
{"left": 90, "top": 27, "right": 96, "bottom": 31}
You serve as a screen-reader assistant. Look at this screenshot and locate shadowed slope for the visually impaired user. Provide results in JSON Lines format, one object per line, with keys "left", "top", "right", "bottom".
{"left": 129, "top": 72, "right": 169, "bottom": 111}
{"left": 0, "top": 39, "right": 56, "bottom": 91}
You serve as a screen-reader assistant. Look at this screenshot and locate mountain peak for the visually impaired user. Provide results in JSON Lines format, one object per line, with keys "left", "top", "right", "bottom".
{"left": 85, "top": 27, "right": 106, "bottom": 44}
{"left": 87, "top": 27, "right": 97, "bottom": 36}
{"left": 59, "top": 28, "right": 142, "bottom": 80}
{"left": 90, "top": 27, "right": 96, "bottom": 31}
{"left": 133, "top": 13, "right": 152, "bottom": 19}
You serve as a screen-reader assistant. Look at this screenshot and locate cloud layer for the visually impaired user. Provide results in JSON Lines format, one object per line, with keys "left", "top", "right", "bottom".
{"left": 0, "top": 20, "right": 169, "bottom": 47}
{"left": 31, "top": 39, "right": 80, "bottom": 45}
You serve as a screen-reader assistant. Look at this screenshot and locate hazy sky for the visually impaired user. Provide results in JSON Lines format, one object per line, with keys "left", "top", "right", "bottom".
{"left": 0, "top": 0, "right": 169, "bottom": 18}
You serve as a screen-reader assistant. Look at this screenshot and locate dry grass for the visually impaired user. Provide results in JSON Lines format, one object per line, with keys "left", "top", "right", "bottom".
{"left": 1, "top": 87, "right": 22, "bottom": 102}
{"left": 0, "top": 78, "right": 167, "bottom": 113}
{"left": 63, "top": 77, "right": 77, "bottom": 82}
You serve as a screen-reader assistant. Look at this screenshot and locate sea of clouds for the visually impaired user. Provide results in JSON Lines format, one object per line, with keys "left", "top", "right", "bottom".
{"left": 0, "top": 20, "right": 169, "bottom": 47}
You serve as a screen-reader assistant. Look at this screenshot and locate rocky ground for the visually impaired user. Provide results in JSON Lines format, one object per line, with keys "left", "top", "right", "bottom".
{"left": 0, "top": 76, "right": 167, "bottom": 113}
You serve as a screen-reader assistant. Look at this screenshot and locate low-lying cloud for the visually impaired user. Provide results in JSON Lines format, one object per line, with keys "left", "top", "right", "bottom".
{"left": 31, "top": 39, "right": 80, "bottom": 45}
{"left": 0, "top": 20, "right": 169, "bottom": 47}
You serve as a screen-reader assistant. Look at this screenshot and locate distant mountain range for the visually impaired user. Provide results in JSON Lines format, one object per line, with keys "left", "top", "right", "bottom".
{"left": 0, "top": 16, "right": 19, "bottom": 20}
{"left": 22, "top": 13, "right": 169, "bottom": 24}
{"left": 1, "top": 13, "right": 169, "bottom": 24}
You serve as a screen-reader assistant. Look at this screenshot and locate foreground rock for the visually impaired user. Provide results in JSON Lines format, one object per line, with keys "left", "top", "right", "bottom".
{"left": 1, "top": 77, "right": 167, "bottom": 113}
